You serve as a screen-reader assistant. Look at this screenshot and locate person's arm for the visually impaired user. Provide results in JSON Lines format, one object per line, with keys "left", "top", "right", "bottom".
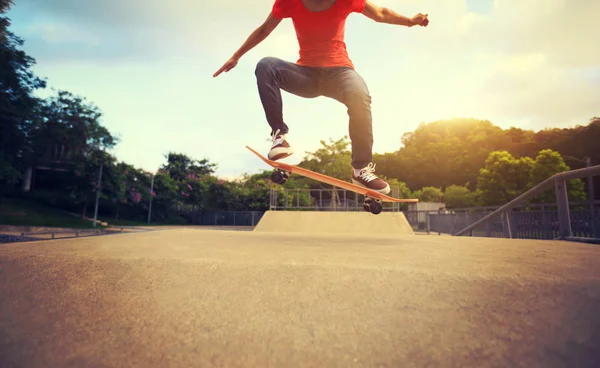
{"left": 361, "top": 1, "right": 429, "bottom": 27}
{"left": 232, "top": 13, "right": 282, "bottom": 60}
{"left": 213, "top": 13, "right": 282, "bottom": 77}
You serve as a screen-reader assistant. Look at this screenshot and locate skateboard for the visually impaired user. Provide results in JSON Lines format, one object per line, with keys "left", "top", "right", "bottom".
{"left": 246, "top": 146, "right": 419, "bottom": 215}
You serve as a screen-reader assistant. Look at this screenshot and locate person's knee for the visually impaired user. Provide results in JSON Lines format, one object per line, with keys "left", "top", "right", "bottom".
{"left": 255, "top": 57, "right": 279, "bottom": 77}
{"left": 343, "top": 89, "right": 372, "bottom": 110}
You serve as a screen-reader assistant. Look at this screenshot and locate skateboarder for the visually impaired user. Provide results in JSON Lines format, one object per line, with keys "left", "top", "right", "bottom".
{"left": 213, "top": 0, "right": 429, "bottom": 194}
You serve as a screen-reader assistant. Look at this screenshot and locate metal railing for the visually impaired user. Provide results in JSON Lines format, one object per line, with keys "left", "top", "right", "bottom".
{"left": 422, "top": 201, "right": 600, "bottom": 240}
{"left": 0, "top": 226, "right": 153, "bottom": 244}
{"left": 451, "top": 165, "right": 600, "bottom": 242}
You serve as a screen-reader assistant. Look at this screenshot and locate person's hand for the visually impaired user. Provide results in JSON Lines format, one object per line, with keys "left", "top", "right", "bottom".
{"left": 411, "top": 13, "right": 429, "bottom": 27}
{"left": 213, "top": 56, "right": 239, "bottom": 77}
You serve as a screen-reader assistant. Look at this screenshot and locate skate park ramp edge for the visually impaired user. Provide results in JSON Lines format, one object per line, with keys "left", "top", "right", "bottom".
{"left": 253, "top": 210, "right": 414, "bottom": 235}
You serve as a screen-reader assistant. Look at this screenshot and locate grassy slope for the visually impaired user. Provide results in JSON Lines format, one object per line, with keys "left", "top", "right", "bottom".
{"left": 0, "top": 198, "right": 97, "bottom": 229}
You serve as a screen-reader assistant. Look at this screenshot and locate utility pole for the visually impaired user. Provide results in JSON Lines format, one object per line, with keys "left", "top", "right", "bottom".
{"left": 148, "top": 173, "right": 155, "bottom": 225}
{"left": 93, "top": 162, "right": 103, "bottom": 228}
{"left": 585, "top": 157, "right": 598, "bottom": 238}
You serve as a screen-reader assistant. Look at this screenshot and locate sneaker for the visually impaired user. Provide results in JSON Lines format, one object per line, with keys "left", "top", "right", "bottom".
{"left": 351, "top": 163, "right": 390, "bottom": 194}
{"left": 267, "top": 129, "right": 293, "bottom": 160}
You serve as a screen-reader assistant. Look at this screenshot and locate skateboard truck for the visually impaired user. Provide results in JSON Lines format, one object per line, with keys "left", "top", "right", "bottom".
{"left": 363, "top": 197, "right": 383, "bottom": 215}
{"left": 271, "top": 169, "right": 290, "bottom": 185}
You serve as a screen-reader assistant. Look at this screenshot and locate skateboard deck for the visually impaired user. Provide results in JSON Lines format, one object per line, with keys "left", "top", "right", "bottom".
{"left": 246, "top": 145, "right": 419, "bottom": 207}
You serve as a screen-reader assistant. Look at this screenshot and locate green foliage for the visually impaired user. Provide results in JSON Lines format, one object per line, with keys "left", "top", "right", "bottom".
{"left": 152, "top": 171, "right": 178, "bottom": 205}
{"left": 0, "top": 13, "right": 46, "bottom": 191}
{"left": 528, "top": 149, "right": 587, "bottom": 203}
{"left": 443, "top": 184, "right": 480, "bottom": 209}
{"left": 476, "top": 151, "right": 535, "bottom": 206}
{"left": 31, "top": 91, "right": 117, "bottom": 157}
{"left": 0, "top": 197, "right": 97, "bottom": 228}
{"left": 0, "top": 158, "right": 20, "bottom": 185}
{"left": 476, "top": 149, "right": 587, "bottom": 206}
{"left": 161, "top": 152, "right": 217, "bottom": 182}
{"left": 147, "top": 171, "right": 179, "bottom": 222}
{"left": 299, "top": 136, "right": 352, "bottom": 183}
{"left": 529, "top": 149, "right": 570, "bottom": 184}
{"left": 383, "top": 177, "right": 413, "bottom": 199}
{"left": 376, "top": 119, "right": 509, "bottom": 191}
{"left": 0, "top": 0, "right": 13, "bottom": 13}
{"left": 373, "top": 118, "right": 600, "bottom": 202}
{"left": 413, "top": 186, "right": 444, "bottom": 202}
{"left": 63, "top": 152, "right": 100, "bottom": 216}
{"left": 228, "top": 173, "right": 272, "bottom": 211}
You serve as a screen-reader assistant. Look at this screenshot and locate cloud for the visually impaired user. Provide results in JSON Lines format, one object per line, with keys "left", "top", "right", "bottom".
{"left": 468, "top": 53, "right": 598, "bottom": 126}
{"left": 12, "top": 0, "right": 296, "bottom": 63}
{"left": 488, "top": 0, "right": 600, "bottom": 67}
{"left": 351, "top": 0, "right": 600, "bottom": 130}
{"left": 13, "top": 0, "right": 276, "bottom": 34}
{"left": 27, "top": 22, "right": 100, "bottom": 44}
{"left": 14, "top": 0, "right": 600, "bottom": 66}
{"left": 463, "top": 0, "right": 600, "bottom": 127}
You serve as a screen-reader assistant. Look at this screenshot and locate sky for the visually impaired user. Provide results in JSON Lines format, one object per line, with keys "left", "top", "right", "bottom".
{"left": 6, "top": 0, "right": 600, "bottom": 180}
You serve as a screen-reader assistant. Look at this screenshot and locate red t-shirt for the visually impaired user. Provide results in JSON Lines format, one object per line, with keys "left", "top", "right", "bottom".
{"left": 271, "top": 0, "right": 366, "bottom": 69}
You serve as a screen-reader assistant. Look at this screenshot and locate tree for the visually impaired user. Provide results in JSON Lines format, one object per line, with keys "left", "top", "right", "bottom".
{"left": 0, "top": 4, "right": 46, "bottom": 194}
{"left": 476, "top": 151, "right": 534, "bottom": 206}
{"left": 528, "top": 149, "right": 586, "bottom": 203}
{"left": 231, "top": 172, "right": 272, "bottom": 211}
{"left": 376, "top": 118, "right": 510, "bottom": 191}
{"left": 299, "top": 136, "right": 354, "bottom": 209}
{"left": 227, "top": 170, "right": 312, "bottom": 211}
{"left": 19, "top": 90, "right": 118, "bottom": 210}
{"left": 413, "top": 186, "right": 443, "bottom": 202}
{"left": 530, "top": 149, "right": 570, "bottom": 185}
{"left": 382, "top": 177, "right": 413, "bottom": 199}
{"left": 370, "top": 117, "right": 599, "bottom": 201}
{"left": 62, "top": 148, "right": 106, "bottom": 218}
{"left": 30, "top": 91, "right": 117, "bottom": 162}
{"left": 148, "top": 171, "right": 179, "bottom": 222}
{"left": 299, "top": 136, "right": 353, "bottom": 181}
{"left": 160, "top": 153, "right": 217, "bottom": 182}
{"left": 443, "top": 184, "right": 478, "bottom": 209}
{"left": 502, "top": 127, "right": 538, "bottom": 158}
{"left": 179, "top": 172, "right": 212, "bottom": 210}
{"left": 0, "top": 0, "right": 14, "bottom": 19}
{"left": 104, "top": 161, "right": 153, "bottom": 221}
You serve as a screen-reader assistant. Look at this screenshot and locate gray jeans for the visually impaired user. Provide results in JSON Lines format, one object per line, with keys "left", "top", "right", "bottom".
{"left": 255, "top": 56, "right": 373, "bottom": 169}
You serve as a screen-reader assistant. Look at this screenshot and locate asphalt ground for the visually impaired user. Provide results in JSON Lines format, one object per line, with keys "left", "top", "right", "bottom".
{"left": 1, "top": 228, "right": 599, "bottom": 367}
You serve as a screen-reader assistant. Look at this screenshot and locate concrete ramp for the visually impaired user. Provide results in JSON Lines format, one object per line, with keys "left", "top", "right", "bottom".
{"left": 253, "top": 210, "right": 415, "bottom": 235}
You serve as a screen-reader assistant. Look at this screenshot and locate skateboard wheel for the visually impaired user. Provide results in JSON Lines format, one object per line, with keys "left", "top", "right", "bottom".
{"left": 363, "top": 197, "right": 382, "bottom": 215}
{"left": 370, "top": 201, "right": 383, "bottom": 215}
{"left": 271, "top": 170, "right": 288, "bottom": 185}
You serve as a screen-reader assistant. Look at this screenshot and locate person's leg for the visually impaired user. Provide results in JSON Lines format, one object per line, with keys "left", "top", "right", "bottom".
{"left": 255, "top": 56, "right": 320, "bottom": 135}
{"left": 320, "top": 67, "right": 389, "bottom": 194}
{"left": 320, "top": 67, "right": 373, "bottom": 168}
{"left": 255, "top": 57, "right": 320, "bottom": 159}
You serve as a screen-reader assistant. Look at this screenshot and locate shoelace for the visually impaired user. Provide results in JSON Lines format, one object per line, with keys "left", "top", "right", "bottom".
{"left": 269, "top": 129, "right": 284, "bottom": 146}
{"left": 357, "top": 162, "right": 378, "bottom": 182}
